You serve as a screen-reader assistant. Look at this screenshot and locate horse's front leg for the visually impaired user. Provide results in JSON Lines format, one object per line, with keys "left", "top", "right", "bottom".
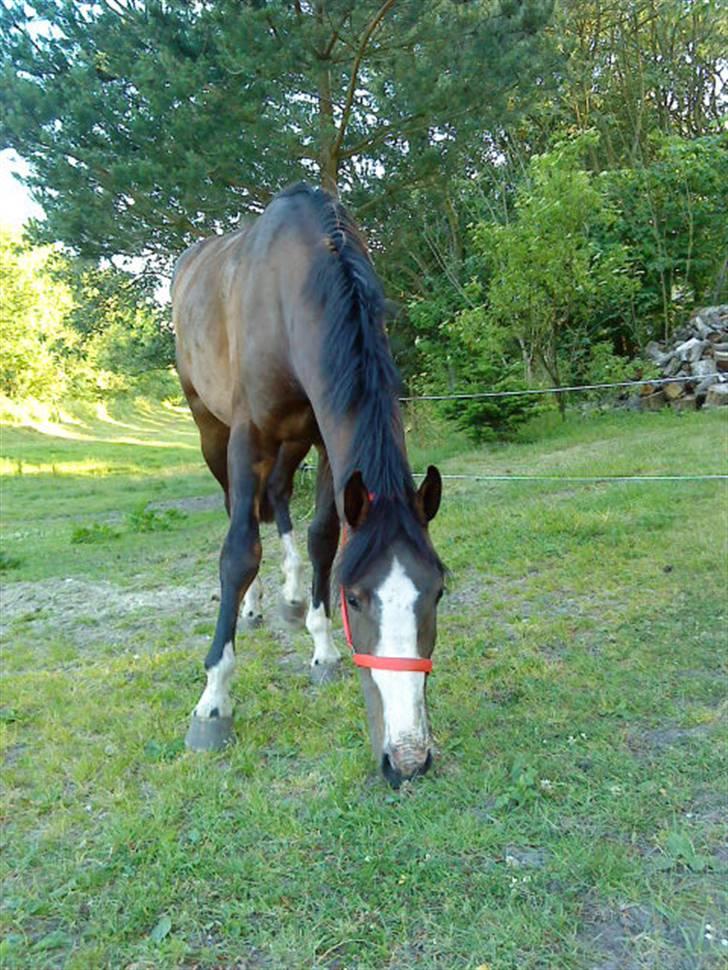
{"left": 306, "top": 451, "right": 342, "bottom": 685}
{"left": 186, "top": 423, "right": 267, "bottom": 752}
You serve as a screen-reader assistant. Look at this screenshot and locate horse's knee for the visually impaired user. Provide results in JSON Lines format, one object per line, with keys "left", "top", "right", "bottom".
{"left": 220, "top": 526, "right": 261, "bottom": 587}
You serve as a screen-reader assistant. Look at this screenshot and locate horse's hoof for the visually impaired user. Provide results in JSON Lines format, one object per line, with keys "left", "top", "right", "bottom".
{"left": 310, "top": 660, "right": 342, "bottom": 686}
{"left": 279, "top": 598, "right": 306, "bottom": 627}
{"left": 240, "top": 613, "right": 263, "bottom": 631}
{"left": 185, "top": 714, "right": 234, "bottom": 752}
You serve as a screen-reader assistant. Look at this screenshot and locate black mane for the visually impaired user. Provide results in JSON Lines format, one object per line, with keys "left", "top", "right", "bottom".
{"left": 279, "top": 183, "right": 442, "bottom": 585}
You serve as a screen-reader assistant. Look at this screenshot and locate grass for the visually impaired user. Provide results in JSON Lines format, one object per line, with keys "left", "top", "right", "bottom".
{"left": 1, "top": 398, "right": 727, "bottom": 969}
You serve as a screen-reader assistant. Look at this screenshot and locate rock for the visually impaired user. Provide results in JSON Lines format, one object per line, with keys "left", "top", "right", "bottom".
{"left": 696, "top": 375, "right": 720, "bottom": 400}
{"left": 696, "top": 306, "right": 728, "bottom": 331}
{"left": 715, "top": 350, "right": 728, "bottom": 373}
{"left": 692, "top": 358, "right": 717, "bottom": 379}
{"left": 663, "top": 382, "right": 685, "bottom": 401}
{"left": 705, "top": 384, "right": 728, "bottom": 407}
{"left": 670, "top": 395, "right": 697, "bottom": 412}
{"left": 664, "top": 354, "right": 683, "bottom": 377}
{"left": 640, "top": 390, "right": 665, "bottom": 411}
{"left": 674, "top": 337, "right": 707, "bottom": 363}
{"left": 692, "top": 316, "right": 714, "bottom": 339}
{"left": 645, "top": 341, "right": 667, "bottom": 364}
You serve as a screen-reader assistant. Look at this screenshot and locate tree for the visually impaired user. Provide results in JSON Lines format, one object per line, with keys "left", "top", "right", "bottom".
{"left": 545, "top": 0, "right": 727, "bottom": 168}
{"left": 472, "top": 134, "right": 636, "bottom": 412}
{"left": 0, "top": 227, "right": 75, "bottom": 399}
{"left": 603, "top": 131, "right": 728, "bottom": 342}
{"left": 0, "top": 0, "right": 552, "bottom": 272}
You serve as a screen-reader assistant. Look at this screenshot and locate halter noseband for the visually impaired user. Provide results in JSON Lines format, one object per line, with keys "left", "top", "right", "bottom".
{"left": 339, "top": 507, "right": 433, "bottom": 675}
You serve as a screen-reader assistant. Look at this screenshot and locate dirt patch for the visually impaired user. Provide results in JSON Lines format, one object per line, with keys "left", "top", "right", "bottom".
{"left": 504, "top": 845, "right": 551, "bottom": 868}
{"left": 685, "top": 788, "right": 728, "bottom": 827}
{"left": 627, "top": 723, "right": 717, "bottom": 758}
{"left": 579, "top": 899, "right": 726, "bottom": 969}
{"left": 0, "top": 577, "right": 218, "bottom": 649}
{"left": 148, "top": 493, "right": 222, "bottom": 515}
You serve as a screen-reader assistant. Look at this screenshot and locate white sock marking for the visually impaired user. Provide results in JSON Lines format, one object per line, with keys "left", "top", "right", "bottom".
{"left": 241, "top": 576, "right": 262, "bottom": 621}
{"left": 371, "top": 557, "right": 429, "bottom": 752}
{"left": 306, "top": 602, "right": 340, "bottom": 665}
{"left": 194, "top": 642, "right": 236, "bottom": 718}
{"left": 281, "top": 532, "right": 306, "bottom": 605}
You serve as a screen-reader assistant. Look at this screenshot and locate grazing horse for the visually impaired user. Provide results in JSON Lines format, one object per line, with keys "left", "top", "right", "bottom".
{"left": 172, "top": 183, "right": 444, "bottom": 787}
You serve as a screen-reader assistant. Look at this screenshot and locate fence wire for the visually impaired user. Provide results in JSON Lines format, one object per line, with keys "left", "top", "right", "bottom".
{"left": 399, "top": 373, "right": 722, "bottom": 402}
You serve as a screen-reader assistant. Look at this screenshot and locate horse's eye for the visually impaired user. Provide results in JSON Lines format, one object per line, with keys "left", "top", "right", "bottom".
{"left": 346, "top": 594, "right": 361, "bottom": 611}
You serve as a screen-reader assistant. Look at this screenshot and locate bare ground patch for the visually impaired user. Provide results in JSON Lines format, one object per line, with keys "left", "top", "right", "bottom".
{"left": 579, "top": 898, "right": 727, "bottom": 969}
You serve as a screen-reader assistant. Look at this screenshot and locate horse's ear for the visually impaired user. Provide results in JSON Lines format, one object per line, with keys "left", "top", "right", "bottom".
{"left": 416, "top": 465, "right": 442, "bottom": 523}
{"left": 344, "top": 471, "right": 371, "bottom": 529}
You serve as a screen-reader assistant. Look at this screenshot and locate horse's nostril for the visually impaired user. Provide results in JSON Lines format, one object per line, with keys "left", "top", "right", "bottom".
{"left": 381, "top": 753, "right": 403, "bottom": 790}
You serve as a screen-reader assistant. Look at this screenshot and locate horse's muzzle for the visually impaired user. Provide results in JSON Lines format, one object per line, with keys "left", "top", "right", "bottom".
{"left": 381, "top": 748, "right": 433, "bottom": 789}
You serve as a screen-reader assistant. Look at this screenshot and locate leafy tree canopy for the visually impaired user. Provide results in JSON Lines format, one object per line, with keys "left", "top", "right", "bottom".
{"left": 1, "top": 0, "right": 552, "bottom": 270}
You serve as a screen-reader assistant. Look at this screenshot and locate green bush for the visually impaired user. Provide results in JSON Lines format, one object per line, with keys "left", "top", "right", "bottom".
{"left": 127, "top": 504, "right": 187, "bottom": 533}
{"left": 70, "top": 522, "right": 121, "bottom": 544}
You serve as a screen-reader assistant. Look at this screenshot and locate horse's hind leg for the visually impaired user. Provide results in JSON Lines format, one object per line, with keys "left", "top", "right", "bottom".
{"left": 267, "top": 441, "right": 310, "bottom": 626}
{"left": 306, "top": 449, "right": 342, "bottom": 685}
{"left": 181, "top": 380, "right": 231, "bottom": 513}
{"left": 186, "top": 422, "right": 268, "bottom": 752}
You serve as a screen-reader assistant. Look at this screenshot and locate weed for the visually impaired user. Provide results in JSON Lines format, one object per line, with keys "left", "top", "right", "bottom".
{"left": 127, "top": 503, "right": 187, "bottom": 533}
{"left": 0, "top": 550, "right": 23, "bottom": 571}
{"left": 70, "top": 522, "right": 121, "bottom": 544}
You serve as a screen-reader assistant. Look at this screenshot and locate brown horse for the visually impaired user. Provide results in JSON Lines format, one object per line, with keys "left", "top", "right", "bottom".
{"left": 172, "top": 184, "right": 444, "bottom": 787}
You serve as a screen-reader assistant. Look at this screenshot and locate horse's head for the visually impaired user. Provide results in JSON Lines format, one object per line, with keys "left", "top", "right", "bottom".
{"left": 340, "top": 466, "right": 444, "bottom": 788}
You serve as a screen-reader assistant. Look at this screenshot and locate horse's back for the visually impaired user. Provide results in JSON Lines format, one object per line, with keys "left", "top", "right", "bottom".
{"left": 173, "top": 189, "right": 333, "bottom": 437}
{"left": 172, "top": 227, "right": 251, "bottom": 426}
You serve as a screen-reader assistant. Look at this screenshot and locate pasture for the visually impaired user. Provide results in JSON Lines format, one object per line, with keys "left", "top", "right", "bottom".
{"left": 1, "top": 400, "right": 727, "bottom": 969}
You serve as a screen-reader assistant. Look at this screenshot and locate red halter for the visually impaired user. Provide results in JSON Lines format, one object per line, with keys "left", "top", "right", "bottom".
{"left": 339, "top": 508, "right": 433, "bottom": 675}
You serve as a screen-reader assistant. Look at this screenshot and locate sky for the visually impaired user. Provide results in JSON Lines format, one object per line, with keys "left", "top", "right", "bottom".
{"left": 0, "top": 150, "right": 44, "bottom": 230}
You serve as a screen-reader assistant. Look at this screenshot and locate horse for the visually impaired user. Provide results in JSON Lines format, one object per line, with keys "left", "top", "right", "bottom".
{"left": 172, "top": 183, "right": 445, "bottom": 788}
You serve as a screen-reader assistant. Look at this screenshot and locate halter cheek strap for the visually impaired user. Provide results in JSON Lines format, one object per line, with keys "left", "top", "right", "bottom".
{"left": 339, "top": 514, "right": 433, "bottom": 675}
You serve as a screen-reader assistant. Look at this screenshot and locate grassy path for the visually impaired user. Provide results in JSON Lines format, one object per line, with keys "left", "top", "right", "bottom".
{"left": 1, "top": 401, "right": 727, "bottom": 969}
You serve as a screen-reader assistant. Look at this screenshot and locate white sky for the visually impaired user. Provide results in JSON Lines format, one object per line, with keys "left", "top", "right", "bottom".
{"left": 0, "top": 150, "right": 44, "bottom": 230}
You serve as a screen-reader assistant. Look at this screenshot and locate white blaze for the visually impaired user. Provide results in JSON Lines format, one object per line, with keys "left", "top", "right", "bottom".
{"left": 371, "top": 557, "right": 429, "bottom": 751}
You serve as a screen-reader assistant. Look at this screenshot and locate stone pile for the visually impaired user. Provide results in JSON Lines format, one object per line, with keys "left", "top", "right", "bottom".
{"left": 640, "top": 305, "right": 728, "bottom": 411}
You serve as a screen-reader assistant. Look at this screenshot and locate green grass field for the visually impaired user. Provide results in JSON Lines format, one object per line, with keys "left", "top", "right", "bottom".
{"left": 1, "top": 399, "right": 727, "bottom": 969}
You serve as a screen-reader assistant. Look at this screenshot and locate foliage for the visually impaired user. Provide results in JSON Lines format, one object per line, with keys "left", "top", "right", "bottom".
{"left": 70, "top": 522, "right": 121, "bottom": 544}
{"left": 0, "top": 0, "right": 552, "bottom": 269}
{"left": 1, "top": 0, "right": 725, "bottom": 428}
{"left": 0, "top": 550, "right": 23, "bottom": 571}
{"left": 0, "top": 231, "right": 174, "bottom": 402}
{"left": 473, "top": 134, "right": 638, "bottom": 407}
{"left": 0, "top": 228, "right": 75, "bottom": 400}
{"left": 550, "top": 0, "right": 727, "bottom": 167}
{"left": 409, "top": 294, "right": 539, "bottom": 441}
{"left": 602, "top": 132, "right": 728, "bottom": 342}
{"left": 127, "top": 504, "right": 187, "bottom": 533}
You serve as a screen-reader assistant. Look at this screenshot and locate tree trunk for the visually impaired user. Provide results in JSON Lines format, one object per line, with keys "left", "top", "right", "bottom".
{"left": 315, "top": 1, "right": 338, "bottom": 195}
